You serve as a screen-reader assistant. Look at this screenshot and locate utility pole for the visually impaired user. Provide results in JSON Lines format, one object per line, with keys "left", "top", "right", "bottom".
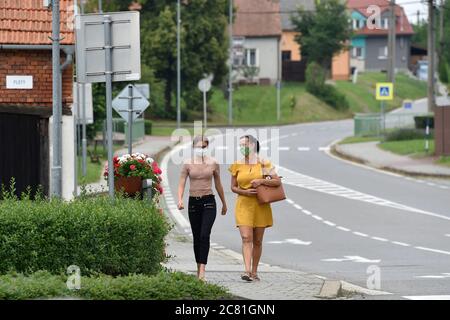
{"left": 177, "top": 0, "right": 181, "bottom": 130}
{"left": 428, "top": 0, "right": 436, "bottom": 112}
{"left": 417, "top": 10, "right": 421, "bottom": 26}
{"left": 98, "top": 0, "right": 103, "bottom": 13}
{"left": 51, "top": 0, "right": 62, "bottom": 198}
{"left": 387, "top": 0, "right": 396, "bottom": 83}
{"left": 228, "top": 0, "right": 233, "bottom": 126}
{"left": 439, "top": 0, "right": 445, "bottom": 57}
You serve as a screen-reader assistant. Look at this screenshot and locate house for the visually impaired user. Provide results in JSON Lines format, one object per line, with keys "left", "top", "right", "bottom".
{"left": 279, "top": 0, "right": 350, "bottom": 81}
{"left": 0, "top": 1, "right": 76, "bottom": 199}
{"left": 232, "top": 0, "right": 282, "bottom": 84}
{"left": 348, "top": 0, "right": 414, "bottom": 72}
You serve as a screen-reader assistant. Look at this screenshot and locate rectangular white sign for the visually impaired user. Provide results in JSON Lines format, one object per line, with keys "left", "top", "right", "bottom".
{"left": 6, "top": 75, "right": 33, "bottom": 89}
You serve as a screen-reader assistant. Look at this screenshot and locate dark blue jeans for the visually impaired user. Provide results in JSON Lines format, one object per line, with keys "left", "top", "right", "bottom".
{"left": 188, "top": 194, "right": 217, "bottom": 265}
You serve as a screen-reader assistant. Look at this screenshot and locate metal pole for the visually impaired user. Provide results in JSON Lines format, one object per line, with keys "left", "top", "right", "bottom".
{"left": 81, "top": 83, "right": 87, "bottom": 177}
{"left": 228, "top": 0, "right": 233, "bottom": 126}
{"left": 428, "top": 0, "right": 436, "bottom": 112}
{"left": 73, "top": 100, "right": 78, "bottom": 197}
{"left": 104, "top": 15, "right": 114, "bottom": 199}
{"left": 128, "top": 85, "right": 133, "bottom": 155}
{"left": 203, "top": 90, "right": 207, "bottom": 130}
{"left": 177, "top": 0, "right": 181, "bottom": 129}
{"left": 98, "top": 0, "right": 103, "bottom": 13}
{"left": 381, "top": 101, "right": 386, "bottom": 135}
{"left": 387, "top": 0, "right": 396, "bottom": 83}
{"left": 276, "top": 81, "right": 281, "bottom": 122}
{"left": 51, "top": 0, "right": 62, "bottom": 198}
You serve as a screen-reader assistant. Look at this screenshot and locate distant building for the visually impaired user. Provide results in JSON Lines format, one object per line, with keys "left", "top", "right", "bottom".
{"left": 347, "top": 0, "right": 414, "bottom": 72}
{"left": 0, "top": 1, "right": 76, "bottom": 199}
{"left": 232, "top": 0, "right": 282, "bottom": 84}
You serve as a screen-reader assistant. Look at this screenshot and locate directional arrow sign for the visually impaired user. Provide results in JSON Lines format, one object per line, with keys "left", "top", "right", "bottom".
{"left": 112, "top": 84, "right": 150, "bottom": 123}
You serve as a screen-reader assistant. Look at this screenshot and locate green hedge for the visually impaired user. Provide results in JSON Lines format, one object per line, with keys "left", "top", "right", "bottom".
{"left": 0, "top": 271, "right": 231, "bottom": 300}
{"left": 414, "top": 115, "right": 434, "bottom": 129}
{"left": 385, "top": 128, "right": 433, "bottom": 142}
{"left": 144, "top": 120, "right": 152, "bottom": 135}
{"left": 0, "top": 196, "right": 169, "bottom": 276}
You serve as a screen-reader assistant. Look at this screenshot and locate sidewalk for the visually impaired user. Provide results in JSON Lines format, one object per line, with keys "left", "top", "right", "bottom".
{"left": 333, "top": 141, "right": 450, "bottom": 178}
{"left": 164, "top": 230, "right": 340, "bottom": 300}
{"left": 78, "top": 135, "right": 179, "bottom": 195}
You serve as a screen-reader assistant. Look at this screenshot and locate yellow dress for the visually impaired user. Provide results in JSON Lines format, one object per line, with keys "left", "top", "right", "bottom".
{"left": 228, "top": 160, "right": 273, "bottom": 228}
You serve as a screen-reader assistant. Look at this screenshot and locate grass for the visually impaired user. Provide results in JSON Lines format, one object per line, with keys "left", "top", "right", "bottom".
{"left": 335, "top": 72, "right": 427, "bottom": 114}
{"left": 437, "top": 156, "right": 450, "bottom": 167}
{"left": 379, "top": 139, "right": 435, "bottom": 156}
{"left": 339, "top": 136, "right": 381, "bottom": 145}
{"left": 77, "top": 144, "right": 122, "bottom": 185}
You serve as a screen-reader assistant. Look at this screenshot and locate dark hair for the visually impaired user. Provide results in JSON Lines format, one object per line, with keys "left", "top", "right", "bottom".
{"left": 241, "top": 135, "right": 260, "bottom": 153}
{"left": 192, "top": 135, "right": 209, "bottom": 148}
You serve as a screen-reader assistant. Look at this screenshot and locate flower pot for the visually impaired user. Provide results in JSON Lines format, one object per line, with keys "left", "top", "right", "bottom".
{"left": 114, "top": 176, "right": 142, "bottom": 196}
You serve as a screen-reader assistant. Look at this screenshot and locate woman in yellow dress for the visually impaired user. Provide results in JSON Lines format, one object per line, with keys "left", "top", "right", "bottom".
{"left": 229, "top": 135, "right": 281, "bottom": 282}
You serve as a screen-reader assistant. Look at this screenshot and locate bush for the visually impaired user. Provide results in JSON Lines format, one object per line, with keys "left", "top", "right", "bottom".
{"left": 439, "top": 60, "right": 449, "bottom": 84}
{"left": 0, "top": 271, "right": 231, "bottom": 300}
{"left": 306, "top": 62, "right": 349, "bottom": 111}
{"left": 0, "top": 196, "right": 170, "bottom": 276}
{"left": 414, "top": 115, "right": 434, "bottom": 129}
{"left": 385, "top": 128, "right": 433, "bottom": 142}
{"left": 144, "top": 120, "right": 152, "bottom": 135}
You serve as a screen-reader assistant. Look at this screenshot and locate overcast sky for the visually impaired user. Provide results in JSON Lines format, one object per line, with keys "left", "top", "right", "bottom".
{"left": 396, "top": 0, "right": 428, "bottom": 24}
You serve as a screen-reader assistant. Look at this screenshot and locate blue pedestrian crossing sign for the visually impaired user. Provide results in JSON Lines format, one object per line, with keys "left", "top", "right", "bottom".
{"left": 376, "top": 82, "right": 394, "bottom": 101}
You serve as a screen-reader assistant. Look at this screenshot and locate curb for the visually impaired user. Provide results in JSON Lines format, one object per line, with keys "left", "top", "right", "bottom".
{"left": 331, "top": 144, "right": 450, "bottom": 180}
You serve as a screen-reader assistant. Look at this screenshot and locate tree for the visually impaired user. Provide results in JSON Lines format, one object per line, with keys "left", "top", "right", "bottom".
{"left": 291, "top": 0, "right": 352, "bottom": 70}
{"left": 87, "top": 0, "right": 230, "bottom": 119}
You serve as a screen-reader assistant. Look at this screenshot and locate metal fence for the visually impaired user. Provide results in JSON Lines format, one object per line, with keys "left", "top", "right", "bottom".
{"left": 354, "top": 112, "right": 430, "bottom": 137}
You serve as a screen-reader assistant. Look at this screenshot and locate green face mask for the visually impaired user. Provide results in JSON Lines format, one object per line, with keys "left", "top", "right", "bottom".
{"left": 240, "top": 146, "right": 251, "bottom": 156}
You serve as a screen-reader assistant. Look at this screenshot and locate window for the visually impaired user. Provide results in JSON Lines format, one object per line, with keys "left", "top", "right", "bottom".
{"left": 352, "top": 19, "right": 365, "bottom": 30}
{"left": 378, "top": 46, "right": 388, "bottom": 59}
{"left": 282, "top": 51, "right": 292, "bottom": 62}
{"left": 383, "top": 18, "right": 389, "bottom": 29}
{"left": 352, "top": 47, "right": 364, "bottom": 59}
{"left": 245, "top": 49, "right": 258, "bottom": 66}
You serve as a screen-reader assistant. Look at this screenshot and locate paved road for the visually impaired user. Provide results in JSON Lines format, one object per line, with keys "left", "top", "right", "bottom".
{"left": 163, "top": 120, "right": 450, "bottom": 300}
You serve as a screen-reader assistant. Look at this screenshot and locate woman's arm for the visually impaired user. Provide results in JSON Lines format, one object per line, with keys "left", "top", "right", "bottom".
{"left": 251, "top": 165, "right": 281, "bottom": 188}
{"left": 231, "top": 176, "right": 257, "bottom": 196}
{"left": 177, "top": 165, "right": 188, "bottom": 210}
{"left": 213, "top": 169, "right": 227, "bottom": 215}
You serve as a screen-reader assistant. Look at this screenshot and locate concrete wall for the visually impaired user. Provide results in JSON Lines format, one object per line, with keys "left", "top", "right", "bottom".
{"left": 49, "top": 113, "right": 75, "bottom": 200}
{"left": 365, "top": 36, "right": 411, "bottom": 71}
{"left": 281, "top": 31, "right": 301, "bottom": 61}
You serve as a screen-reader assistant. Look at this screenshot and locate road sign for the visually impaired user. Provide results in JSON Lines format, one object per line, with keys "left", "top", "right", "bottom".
{"left": 112, "top": 84, "right": 150, "bottom": 123}
{"left": 403, "top": 99, "right": 413, "bottom": 110}
{"left": 73, "top": 83, "right": 94, "bottom": 124}
{"left": 75, "top": 11, "right": 141, "bottom": 83}
{"left": 198, "top": 79, "right": 211, "bottom": 93}
{"left": 376, "top": 82, "right": 394, "bottom": 100}
{"left": 135, "top": 83, "right": 150, "bottom": 99}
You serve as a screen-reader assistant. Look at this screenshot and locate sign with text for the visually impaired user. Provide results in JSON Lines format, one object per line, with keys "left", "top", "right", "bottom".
{"left": 6, "top": 75, "right": 33, "bottom": 89}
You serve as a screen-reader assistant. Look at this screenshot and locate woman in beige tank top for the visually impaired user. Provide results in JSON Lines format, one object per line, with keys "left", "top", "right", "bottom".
{"left": 177, "top": 136, "right": 227, "bottom": 281}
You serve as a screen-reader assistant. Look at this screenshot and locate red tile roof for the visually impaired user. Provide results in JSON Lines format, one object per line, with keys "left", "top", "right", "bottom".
{"left": 233, "top": 0, "right": 282, "bottom": 37}
{"left": 347, "top": 0, "right": 414, "bottom": 36}
{"left": 0, "top": 0, "right": 75, "bottom": 45}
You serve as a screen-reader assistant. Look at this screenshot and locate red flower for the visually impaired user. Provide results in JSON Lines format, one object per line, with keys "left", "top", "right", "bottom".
{"left": 130, "top": 165, "right": 136, "bottom": 171}
{"left": 113, "top": 156, "right": 119, "bottom": 163}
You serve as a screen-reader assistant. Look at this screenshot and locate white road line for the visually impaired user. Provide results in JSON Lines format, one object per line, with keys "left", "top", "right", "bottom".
{"left": 391, "top": 241, "right": 411, "bottom": 247}
{"left": 337, "top": 226, "right": 351, "bottom": 232}
{"left": 403, "top": 295, "right": 450, "bottom": 300}
{"left": 353, "top": 232, "right": 369, "bottom": 237}
{"left": 414, "top": 246, "right": 450, "bottom": 256}
{"left": 440, "top": 186, "right": 449, "bottom": 190}
{"left": 297, "top": 147, "right": 311, "bottom": 151}
{"left": 312, "top": 215, "right": 323, "bottom": 221}
{"left": 278, "top": 147, "right": 290, "bottom": 151}
{"left": 323, "top": 221, "right": 336, "bottom": 227}
{"left": 445, "top": 234, "right": 450, "bottom": 237}
{"left": 293, "top": 204, "right": 303, "bottom": 210}
{"left": 371, "top": 237, "right": 389, "bottom": 242}
{"left": 302, "top": 210, "right": 312, "bottom": 215}
{"left": 318, "top": 147, "right": 330, "bottom": 151}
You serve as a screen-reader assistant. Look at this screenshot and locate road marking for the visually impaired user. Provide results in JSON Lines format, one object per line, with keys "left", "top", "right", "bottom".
{"left": 276, "top": 164, "right": 450, "bottom": 222}
{"left": 403, "top": 295, "right": 450, "bottom": 300}
{"left": 302, "top": 210, "right": 312, "bottom": 215}
{"left": 312, "top": 215, "right": 323, "bottom": 221}
{"left": 391, "top": 241, "right": 411, "bottom": 247}
{"left": 322, "top": 256, "right": 381, "bottom": 263}
{"left": 267, "top": 238, "right": 312, "bottom": 246}
{"left": 278, "top": 147, "right": 290, "bottom": 151}
{"left": 353, "top": 232, "right": 369, "bottom": 237}
{"left": 414, "top": 246, "right": 450, "bottom": 256}
{"left": 318, "top": 147, "right": 330, "bottom": 151}
{"left": 415, "top": 273, "right": 450, "bottom": 279}
{"left": 297, "top": 147, "right": 311, "bottom": 151}
{"left": 440, "top": 186, "right": 449, "bottom": 190}
{"left": 323, "top": 221, "right": 336, "bottom": 227}
{"left": 286, "top": 198, "right": 294, "bottom": 204}
{"left": 337, "top": 226, "right": 351, "bottom": 232}
{"left": 371, "top": 237, "right": 389, "bottom": 242}
{"left": 293, "top": 204, "right": 303, "bottom": 210}
{"left": 445, "top": 234, "right": 450, "bottom": 237}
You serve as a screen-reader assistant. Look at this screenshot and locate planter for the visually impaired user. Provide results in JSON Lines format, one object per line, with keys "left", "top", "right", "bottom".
{"left": 114, "top": 176, "right": 142, "bottom": 196}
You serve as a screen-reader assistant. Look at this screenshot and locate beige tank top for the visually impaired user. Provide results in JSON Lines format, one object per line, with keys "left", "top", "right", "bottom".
{"left": 180, "top": 157, "right": 220, "bottom": 197}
